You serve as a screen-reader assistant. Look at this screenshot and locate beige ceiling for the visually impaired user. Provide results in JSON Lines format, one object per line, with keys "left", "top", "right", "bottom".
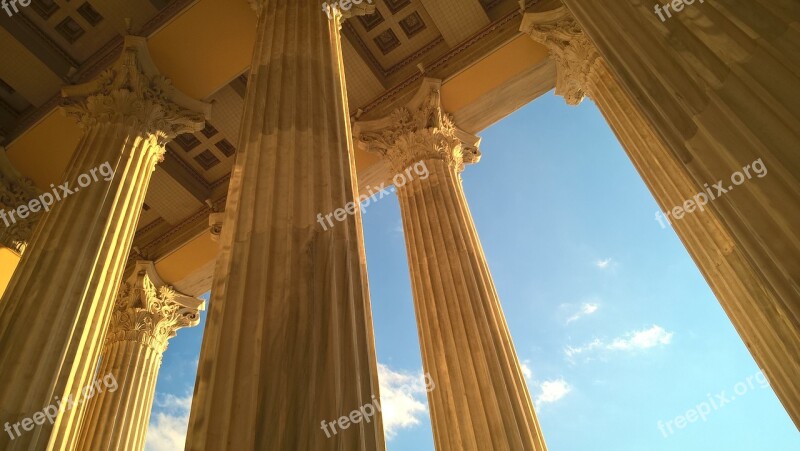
{"left": 0, "top": 0, "right": 555, "bottom": 293}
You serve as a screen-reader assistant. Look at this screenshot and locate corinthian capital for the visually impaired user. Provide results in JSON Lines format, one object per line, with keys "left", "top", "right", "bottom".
{"left": 0, "top": 149, "right": 39, "bottom": 253}
{"left": 520, "top": 1, "right": 602, "bottom": 105}
{"left": 60, "top": 36, "right": 210, "bottom": 149}
{"left": 107, "top": 261, "right": 205, "bottom": 353}
{"left": 354, "top": 79, "right": 481, "bottom": 174}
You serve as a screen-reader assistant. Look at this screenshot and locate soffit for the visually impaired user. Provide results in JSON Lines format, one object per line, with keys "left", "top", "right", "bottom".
{"left": 1, "top": 0, "right": 554, "bottom": 287}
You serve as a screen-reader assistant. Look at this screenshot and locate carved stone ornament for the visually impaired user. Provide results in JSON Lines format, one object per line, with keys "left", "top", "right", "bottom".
{"left": 356, "top": 80, "right": 481, "bottom": 174}
{"left": 107, "top": 261, "right": 204, "bottom": 353}
{"left": 209, "top": 212, "right": 225, "bottom": 244}
{"left": 520, "top": 3, "right": 602, "bottom": 105}
{"left": 0, "top": 150, "right": 40, "bottom": 253}
{"left": 60, "top": 36, "right": 210, "bottom": 152}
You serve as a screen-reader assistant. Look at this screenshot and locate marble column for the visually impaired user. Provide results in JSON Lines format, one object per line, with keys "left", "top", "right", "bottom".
{"left": 76, "top": 261, "right": 204, "bottom": 451}
{"left": 185, "top": 2, "right": 384, "bottom": 450}
{"left": 356, "top": 81, "right": 547, "bottom": 450}
{"left": 0, "top": 36, "right": 208, "bottom": 451}
{"left": 522, "top": 1, "right": 800, "bottom": 426}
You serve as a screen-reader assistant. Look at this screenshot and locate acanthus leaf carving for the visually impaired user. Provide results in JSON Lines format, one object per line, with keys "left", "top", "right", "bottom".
{"left": 107, "top": 266, "right": 203, "bottom": 353}
{"left": 0, "top": 154, "right": 40, "bottom": 253}
{"left": 358, "top": 88, "right": 480, "bottom": 173}
{"left": 60, "top": 38, "right": 207, "bottom": 151}
{"left": 521, "top": 6, "right": 602, "bottom": 105}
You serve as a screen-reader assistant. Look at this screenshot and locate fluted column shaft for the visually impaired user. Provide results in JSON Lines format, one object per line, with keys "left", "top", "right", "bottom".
{"left": 397, "top": 156, "right": 545, "bottom": 450}
{"left": 0, "top": 37, "right": 206, "bottom": 451}
{"left": 81, "top": 341, "right": 161, "bottom": 451}
{"left": 523, "top": 0, "right": 800, "bottom": 427}
{"left": 76, "top": 261, "right": 203, "bottom": 451}
{"left": 185, "top": 2, "right": 384, "bottom": 450}
{"left": 356, "top": 83, "right": 546, "bottom": 450}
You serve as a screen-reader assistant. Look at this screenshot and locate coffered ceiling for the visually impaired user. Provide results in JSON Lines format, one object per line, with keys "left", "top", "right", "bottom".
{"left": 0, "top": 0, "right": 555, "bottom": 294}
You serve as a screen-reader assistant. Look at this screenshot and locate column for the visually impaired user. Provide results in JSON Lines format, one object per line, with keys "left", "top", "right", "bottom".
{"left": 76, "top": 261, "right": 204, "bottom": 451}
{"left": 521, "top": 1, "right": 800, "bottom": 426}
{"left": 0, "top": 36, "right": 208, "bottom": 450}
{"left": 185, "top": 2, "right": 385, "bottom": 450}
{"left": 355, "top": 81, "right": 548, "bottom": 450}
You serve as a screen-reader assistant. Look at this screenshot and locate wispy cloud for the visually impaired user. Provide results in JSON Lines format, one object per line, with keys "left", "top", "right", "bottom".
{"left": 520, "top": 360, "right": 533, "bottom": 381}
{"left": 145, "top": 393, "right": 192, "bottom": 451}
{"left": 535, "top": 379, "right": 572, "bottom": 406}
{"left": 595, "top": 258, "right": 613, "bottom": 269}
{"left": 608, "top": 325, "right": 673, "bottom": 351}
{"left": 144, "top": 364, "right": 431, "bottom": 447}
{"left": 565, "top": 338, "right": 605, "bottom": 358}
{"left": 566, "top": 325, "right": 674, "bottom": 359}
{"left": 566, "top": 303, "right": 599, "bottom": 324}
{"left": 377, "top": 363, "right": 430, "bottom": 440}
{"left": 518, "top": 360, "right": 571, "bottom": 407}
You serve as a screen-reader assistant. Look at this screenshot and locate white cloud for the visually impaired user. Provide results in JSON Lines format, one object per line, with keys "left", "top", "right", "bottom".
{"left": 535, "top": 379, "right": 572, "bottom": 406}
{"left": 520, "top": 360, "right": 533, "bottom": 380}
{"left": 566, "top": 303, "right": 599, "bottom": 324}
{"left": 565, "top": 338, "right": 604, "bottom": 358}
{"left": 595, "top": 258, "right": 613, "bottom": 269}
{"left": 519, "top": 362, "right": 570, "bottom": 408}
{"left": 377, "top": 363, "right": 430, "bottom": 440}
{"left": 565, "top": 325, "right": 674, "bottom": 359}
{"left": 145, "top": 393, "right": 192, "bottom": 451}
{"left": 608, "top": 325, "right": 673, "bottom": 350}
{"left": 144, "top": 364, "right": 434, "bottom": 446}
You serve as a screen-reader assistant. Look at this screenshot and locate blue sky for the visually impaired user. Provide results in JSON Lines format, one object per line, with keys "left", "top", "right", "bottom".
{"left": 144, "top": 92, "right": 799, "bottom": 450}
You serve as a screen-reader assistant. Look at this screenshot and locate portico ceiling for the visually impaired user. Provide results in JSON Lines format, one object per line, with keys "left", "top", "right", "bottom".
{"left": 0, "top": 0, "right": 554, "bottom": 294}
